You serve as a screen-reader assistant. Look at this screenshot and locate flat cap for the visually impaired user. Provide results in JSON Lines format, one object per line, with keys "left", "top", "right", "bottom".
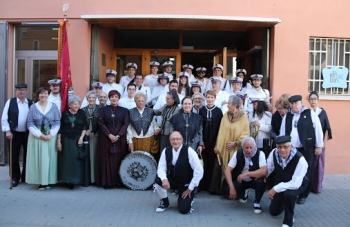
{"left": 15, "top": 83, "right": 28, "bottom": 89}
{"left": 275, "top": 135, "right": 292, "bottom": 144}
{"left": 288, "top": 95, "right": 302, "bottom": 102}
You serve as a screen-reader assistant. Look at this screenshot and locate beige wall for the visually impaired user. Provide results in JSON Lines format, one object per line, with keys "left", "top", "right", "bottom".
{"left": 1, "top": 0, "right": 350, "bottom": 173}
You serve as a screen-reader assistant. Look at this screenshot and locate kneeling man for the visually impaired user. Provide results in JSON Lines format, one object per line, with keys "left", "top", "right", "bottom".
{"left": 154, "top": 131, "right": 203, "bottom": 214}
{"left": 267, "top": 135, "right": 308, "bottom": 227}
{"left": 224, "top": 136, "right": 267, "bottom": 214}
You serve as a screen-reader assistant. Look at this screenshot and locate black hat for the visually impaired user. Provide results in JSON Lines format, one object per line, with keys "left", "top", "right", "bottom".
{"left": 288, "top": 95, "right": 302, "bottom": 103}
{"left": 275, "top": 136, "right": 291, "bottom": 144}
{"left": 15, "top": 84, "right": 28, "bottom": 89}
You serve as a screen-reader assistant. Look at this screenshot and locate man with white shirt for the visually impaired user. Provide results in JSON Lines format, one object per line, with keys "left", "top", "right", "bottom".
{"left": 205, "top": 64, "right": 230, "bottom": 93}
{"left": 144, "top": 61, "right": 160, "bottom": 89}
{"left": 229, "top": 77, "right": 243, "bottom": 95}
{"left": 162, "top": 61, "right": 174, "bottom": 81}
{"left": 224, "top": 137, "right": 267, "bottom": 214}
{"left": 182, "top": 64, "right": 196, "bottom": 83}
{"left": 102, "top": 69, "right": 124, "bottom": 97}
{"left": 120, "top": 62, "right": 137, "bottom": 88}
{"left": 81, "top": 82, "right": 102, "bottom": 108}
{"left": 48, "top": 79, "right": 62, "bottom": 111}
{"left": 1, "top": 84, "right": 33, "bottom": 187}
{"left": 210, "top": 78, "right": 230, "bottom": 113}
{"left": 267, "top": 135, "right": 308, "bottom": 227}
{"left": 119, "top": 83, "right": 137, "bottom": 110}
{"left": 154, "top": 131, "right": 203, "bottom": 214}
{"left": 195, "top": 67, "right": 209, "bottom": 94}
{"left": 123, "top": 73, "right": 151, "bottom": 104}
{"left": 246, "top": 74, "right": 270, "bottom": 113}
{"left": 279, "top": 95, "right": 323, "bottom": 205}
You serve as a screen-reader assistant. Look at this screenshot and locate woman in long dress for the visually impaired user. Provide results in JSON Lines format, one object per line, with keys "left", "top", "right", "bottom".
{"left": 127, "top": 92, "right": 160, "bottom": 155}
{"left": 169, "top": 96, "right": 203, "bottom": 152}
{"left": 154, "top": 91, "right": 181, "bottom": 152}
{"left": 199, "top": 90, "right": 223, "bottom": 193}
{"left": 214, "top": 95, "right": 249, "bottom": 194}
{"left": 81, "top": 91, "right": 101, "bottom": 184}
{"left": 26, "top": 87, "right": 61, "bottom": 190}
{"left": 96, "top": 90, "right": 129, "bottom": 189}
{"left": 308, "top": 91, "right": 332, "bottom": 193}
{"left": 57, "top": 96, "right": 88, "bottom": 189}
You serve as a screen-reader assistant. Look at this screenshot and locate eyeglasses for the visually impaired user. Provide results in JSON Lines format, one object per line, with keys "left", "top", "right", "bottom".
{"left": 170, "top": 138, "right": 183, "bottom": 141}
{"left": 193, "top": 98, "right": 202, "bottom": 100}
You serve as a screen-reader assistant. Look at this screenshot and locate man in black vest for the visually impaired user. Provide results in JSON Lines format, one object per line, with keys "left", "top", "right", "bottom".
{"left": 267, "top": 136, "right": 308, "bottom": 227}
{"left": 279, "top": 95, "right": 323, "bottom": 205}
{"left": 153, "top": 131, "right": 203, "bottom": 214}
{"left": 224, "top": 136, "right": 267, "bottom": 214}
{"left": 1, "top": 84, "right": 33, "bottom": 187}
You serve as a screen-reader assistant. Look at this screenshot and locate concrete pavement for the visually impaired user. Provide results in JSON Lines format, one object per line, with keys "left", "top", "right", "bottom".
{"left": 0, "top": 166, "right": 349, "bottom": 227}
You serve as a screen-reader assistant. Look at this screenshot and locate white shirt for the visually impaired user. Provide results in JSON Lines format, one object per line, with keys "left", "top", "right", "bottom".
{"left": 267, "top": 149, "right": 308, "bottom": 193}
{"left": 246, "top": 87, "right": 270, "bottom": 113}
{"left": 164, "top": 72, "right": 173, "bottom": 81}
{"left": 205, "top": 76, "right": 231, "bottom": 93}
{"left": 28, "top": 102, "right": 60, "bottom": 138}
{"left": 119, "top": 75, "right": 135, "bottom": 88}
{"left": 211, "top": 90, "right": 230, "bottom": 114}
{"left": 196, "top": 78, "right": 209, "bottom": 94}
{"left": 228, "top": 150, "right": 266, "bottom": 182}
{"left": 126, "top": 107, "right": 159, "bottom": 144}
{"left": 1, "top": 98, "right": 30, "bottom": 132}
{"left": 118, "top": 96, "right": 136, "bottom": 110}
{"left": 48, "top": 93, "right": 61, "bottom": 111}
{"left": 122, "top": 85, "right": 152, "bottom": 104}
{"left": 279, "top": 107, "right": 324, "bottom": 148}
{"left": 102, "top": 82, "right": 124, "bottom": 105}
{"left": 144, "top": 74, "right": 159, "bottom": 89}
{"left": 248, "top": 111, "right": 272, "bottom": 148}
{"left": 150, "top": 85, "right": 169, "bottom": 106}
{"left": 157, "top": 145, "right": 204, "bottom": 190}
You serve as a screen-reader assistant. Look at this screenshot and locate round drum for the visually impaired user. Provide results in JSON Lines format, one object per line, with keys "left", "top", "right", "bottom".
{"left": 119, "top": 150, "right": 157, "bottom": 190}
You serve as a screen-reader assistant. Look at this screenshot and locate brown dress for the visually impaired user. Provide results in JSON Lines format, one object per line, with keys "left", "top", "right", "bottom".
{"left": 96, "top": 105, "right": 129, "bottom": 187}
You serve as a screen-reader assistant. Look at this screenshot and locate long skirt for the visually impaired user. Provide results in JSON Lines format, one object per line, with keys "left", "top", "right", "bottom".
{"left": 89, "top": 132, "right": 98, "bottom": 183}
{"left": 25, "top": 134, "right": 58, "bottom": 185}
{"left": 159, "top": 134, "right": 170, "bottom": 153}
{"left": 311, "top": 147, "right": 325, "bottom": 193}
{"left": 57, "top": 137, "right": 83, "bottom": 185}
{"left": 201, "top": 141, "right": 217, "bottom": 191}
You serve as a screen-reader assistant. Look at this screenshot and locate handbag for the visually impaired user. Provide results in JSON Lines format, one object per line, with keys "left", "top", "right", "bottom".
{"left": 250, "top": 122, "right": 259, "bottom": 139}
{"left": 110, "top": 142, "right": 120, "bottom": 154}
{"left": 77, "top": 146, "right": 87, "bottom": 159}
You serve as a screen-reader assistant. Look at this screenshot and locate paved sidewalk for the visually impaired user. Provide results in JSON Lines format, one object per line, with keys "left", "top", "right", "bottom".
{"left": 0, "top": 166, "right": 349, "bottom": 227}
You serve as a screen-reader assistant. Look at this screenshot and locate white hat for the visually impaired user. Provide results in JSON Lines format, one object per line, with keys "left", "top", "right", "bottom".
{"left": 106, "top": 69, "right": 117, "bottom": 76}
{"left": 150, "top": 61, "right": 160, "bottom": 67}
{"left": 182, "top": 64, "right": 194, "bottom": 70}
{"left": 178, "top": 72, "right": 190, "bottom": 78}
{"left": 92, "top": 82, "right": 103, "bottom": 88}
{"left": 126, "top": 62, "right": 138, "bottom": 69}
{"left": 251, "top": 74, "right": 263, "bottom": 79}
{"left": 235, "top": 91, "right": 246, "bottom": 99}
{"left": 230, "top": 77, "right": 243, "bottom": 83}
{"left": 212, "top": 64, "right": 224, "bottom": 71}
{"left": 48, "top": 79, "right": 61, "bottom": 86}
{"left": 235, "top": 69, "right": 247, "bottom": 75}
{"left": 162, "top": 61, "right": 173, "bottom": 67}
{"left": 196, "top": 67, "right": 207, "bottom": 72}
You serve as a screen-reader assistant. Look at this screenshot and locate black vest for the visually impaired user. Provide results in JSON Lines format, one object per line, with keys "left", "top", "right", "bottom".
{"left": 273, "top": 151, "right": 302, "bottom": 184}
{"left": 165, "top": 145, "right": 193, "bottom": 186}
{"left": 8, "top": 98, "right": 33, "bottom": 131}
{"left": 231, "top": 149, "right": 261, "bottom": 181}
{"left": 285, "top": 109, "right": 315, "bottom": 157}
{"left": 129, "top": 107, "right": 154, "bottom": 135}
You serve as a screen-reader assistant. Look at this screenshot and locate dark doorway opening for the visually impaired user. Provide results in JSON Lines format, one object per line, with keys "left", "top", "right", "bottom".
{"left": 181, "top": 52, "right": 214, "bottom": 77}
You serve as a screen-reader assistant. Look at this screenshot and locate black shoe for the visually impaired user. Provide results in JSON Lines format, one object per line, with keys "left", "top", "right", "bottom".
{"left": 12, "top": 180, "right": 18, "bottom": 187}
{"left": 296, "top": 197, "right": 306, "bottom": 204}
{"left": 156, "top": 198, "right": 170, "bottom": 213}
{"left": 67, "top": 183, "right": 75, "bottom": 190}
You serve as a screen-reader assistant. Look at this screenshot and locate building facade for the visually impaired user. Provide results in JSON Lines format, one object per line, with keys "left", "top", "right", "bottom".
{"left": 0, "top": 0, "right": 348, "bottom": 173}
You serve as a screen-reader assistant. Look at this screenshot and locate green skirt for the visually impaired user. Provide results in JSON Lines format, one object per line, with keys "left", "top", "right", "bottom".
{"left": 25, "top": 133, "right": 58, "bottom": 185}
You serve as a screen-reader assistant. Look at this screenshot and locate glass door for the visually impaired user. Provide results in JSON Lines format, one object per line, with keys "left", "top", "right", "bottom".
{"left": 15, "top": 51, "right": 57, "bottom": 100}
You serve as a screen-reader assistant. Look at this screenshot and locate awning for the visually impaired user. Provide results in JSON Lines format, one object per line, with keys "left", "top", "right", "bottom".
{"left": 81, "top": 14, "right": 281, "bottom": 31}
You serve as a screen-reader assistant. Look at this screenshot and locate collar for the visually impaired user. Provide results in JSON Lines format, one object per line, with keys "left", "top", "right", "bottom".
{"left": 291, "top": 105, "right": 307, "bottom": 115}
{"left": 243, "top": 148, "right": 257, "bottom": 166}
{"left": 173, "top": 144, "right": 183, "bottom": 152}
{"left": 16, "top": 98, "right": 28, "bottom": 103}
{"left": 275, "top": 147, "right": 297, "bottom": 168}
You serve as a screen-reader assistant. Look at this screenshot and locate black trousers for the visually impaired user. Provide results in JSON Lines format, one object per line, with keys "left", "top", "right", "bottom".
{"left": 297, "top": 147, "right": 315, "bottom": 198}
{"left": 269, "top": 189, "right": 299, "bottom": 227}
{"left": 155, "top": 177, "right": 195, "bottom": 214}
{"left": 8, "top": 131, "right": 29, "bottom": 182}
{"left": 231, "top": 178, "right": 265, "bottom": 203}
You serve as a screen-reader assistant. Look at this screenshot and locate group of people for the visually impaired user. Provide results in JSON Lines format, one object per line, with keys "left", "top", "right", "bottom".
{"left": 1, "top": 60, "right": 332, "bottom": 227}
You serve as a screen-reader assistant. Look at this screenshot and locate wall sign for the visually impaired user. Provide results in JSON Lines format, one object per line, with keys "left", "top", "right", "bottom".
{"left": 322, "top": 66, "right": 348, "bottom": 89}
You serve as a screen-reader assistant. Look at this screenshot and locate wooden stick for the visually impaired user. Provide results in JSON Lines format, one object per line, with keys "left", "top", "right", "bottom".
{"left": 9, "top": 139, "right": 12, "bottom": 189}
{"left": 217, "top": 153, "right": 221, "bottom": 166}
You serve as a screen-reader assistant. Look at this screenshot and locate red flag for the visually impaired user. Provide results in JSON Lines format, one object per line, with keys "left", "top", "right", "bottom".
{"left": 60, "top": 20, "right": 73, "bottom": 112}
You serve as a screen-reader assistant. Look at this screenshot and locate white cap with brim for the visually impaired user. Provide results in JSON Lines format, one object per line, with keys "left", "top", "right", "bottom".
{"left": 182, "top": 64, "right": 194, "bottom": 70}
{"left": 251, "top": 74, "right": 263, "bottom": 79}
{"left": 236, "top": 69, "right": 247, "bottom": 75}
{"left": 196, "top": 67, "right": 207, "bottom": 72}
{"left": 150, "top": 61, "right": 160, "bottom": 67}
{"left": 212, "top": 64, "right": 224, "bottom": 71}
{"left": 162, "top": 61, "right": 173, "bottom": 67}
{"left": 92, "top": 82, "right": 103, "bottom": 88}
{"left": 106, "top": 69, "right": 117, "bottom": 76}
{"left": 178, "top": 72, "right": 190, "bottom": 78}
{"left": 48, "top": 79, "right": 62, "bottom": 86}
{"left": 126, "top": 62, "right": 138, "bottom": 69}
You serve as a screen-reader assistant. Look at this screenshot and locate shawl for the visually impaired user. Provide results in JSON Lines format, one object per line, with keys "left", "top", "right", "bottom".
{"left": 216, "top": 111, "right": 249, "bottom": 172}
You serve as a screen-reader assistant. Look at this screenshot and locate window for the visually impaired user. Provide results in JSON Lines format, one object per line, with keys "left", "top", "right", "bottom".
{"left": 309, "top": 37, "right": 350, "bottom": 99}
